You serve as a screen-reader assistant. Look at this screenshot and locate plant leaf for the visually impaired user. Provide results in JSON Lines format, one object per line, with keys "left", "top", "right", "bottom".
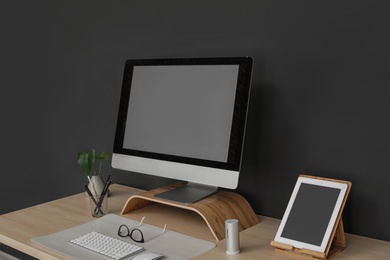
{"left": 90, "top": 149, "right": 96, "bottom": 167}
{"left": 77, "top": 153, "right": 91, "bottom": 177}
{"left": 96, "top": 151, "right": 110, "bottom": 160}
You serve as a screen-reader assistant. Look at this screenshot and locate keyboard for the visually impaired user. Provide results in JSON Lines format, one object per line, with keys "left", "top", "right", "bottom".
{"left": 70, "top": 231, "right": 144, "bottom": 260}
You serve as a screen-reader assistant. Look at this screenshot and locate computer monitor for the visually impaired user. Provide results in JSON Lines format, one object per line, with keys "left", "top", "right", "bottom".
{"left": 112, "top": 57, "right": 253, "bottom": 203}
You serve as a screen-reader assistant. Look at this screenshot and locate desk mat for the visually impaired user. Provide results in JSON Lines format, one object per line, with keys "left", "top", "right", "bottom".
{"left": 31, "top": 214, "right": 215, "bottom": 260}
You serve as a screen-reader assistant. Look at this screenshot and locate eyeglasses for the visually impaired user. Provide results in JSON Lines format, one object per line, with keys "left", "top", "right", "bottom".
{"left": 118, "top": 216, "right": 167, "bottom": 243}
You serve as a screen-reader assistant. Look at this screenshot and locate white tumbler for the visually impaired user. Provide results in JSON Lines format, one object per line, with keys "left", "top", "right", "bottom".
{"left": 225, "top": 219, "right": 240, "bottom": 255}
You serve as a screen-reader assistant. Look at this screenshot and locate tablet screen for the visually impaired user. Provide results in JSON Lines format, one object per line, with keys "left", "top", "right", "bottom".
{"left": 274, "top": 176, "right": 348, "bottom": 252}
{"left": 281, "top": 183, "right": 340, "bottom": 246}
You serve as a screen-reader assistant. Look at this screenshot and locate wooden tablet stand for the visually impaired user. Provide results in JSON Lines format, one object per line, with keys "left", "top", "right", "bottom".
{"left": 121, "top": 182, "right": 260, "bottom": 241}
{"left": 271, "top": 175, "right": 352, "bottom": 259}
{"left": 271, "top": 219, "right": 346, "bottom": 259}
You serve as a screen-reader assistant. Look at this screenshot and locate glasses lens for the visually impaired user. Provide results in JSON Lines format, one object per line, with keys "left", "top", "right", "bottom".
{"left": 130, "top": 229, "right": 144, "bottom": 242}
{"left": 118, "top": 224, "right": 129, "bottom": 237}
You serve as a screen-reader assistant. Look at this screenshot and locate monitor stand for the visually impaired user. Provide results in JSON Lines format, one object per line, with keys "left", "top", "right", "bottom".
{"left": 120, "top": 182, "right": 260, "bottom": 241}
{"left": 154, "top": 182, "right": 218, "bottom": 204}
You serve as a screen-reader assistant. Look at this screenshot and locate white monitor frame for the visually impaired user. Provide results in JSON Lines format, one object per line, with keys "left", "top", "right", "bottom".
{"left": 112, "top": 153, "right": 239, "bottom": 189}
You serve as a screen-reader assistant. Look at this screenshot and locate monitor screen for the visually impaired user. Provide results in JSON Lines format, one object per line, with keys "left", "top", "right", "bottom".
{"left": 112, "top": 57, "right": 253, "bottom": 203}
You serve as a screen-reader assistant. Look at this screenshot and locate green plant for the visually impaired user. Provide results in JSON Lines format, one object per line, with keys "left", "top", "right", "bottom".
{"left": 77, "top": 149, "right": 110, "bottom": 177}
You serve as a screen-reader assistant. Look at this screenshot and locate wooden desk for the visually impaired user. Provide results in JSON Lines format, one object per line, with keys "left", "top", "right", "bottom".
{"left": 1, "top": 184, "right": 389, "bottom": 259}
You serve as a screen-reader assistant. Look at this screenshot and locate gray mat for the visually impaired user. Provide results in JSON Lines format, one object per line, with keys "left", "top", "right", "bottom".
{"left": 31, "top": 214, "right": 215, "bottom": 260}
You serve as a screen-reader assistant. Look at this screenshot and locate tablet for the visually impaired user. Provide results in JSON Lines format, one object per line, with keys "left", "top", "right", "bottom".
{"left": 273, "top": 176, "right": 349, "bottom": 253}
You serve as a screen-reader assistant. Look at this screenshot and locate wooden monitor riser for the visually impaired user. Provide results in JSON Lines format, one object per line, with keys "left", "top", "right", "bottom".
{"left": 121, "top": 182, "right": 260, "bottom": 241}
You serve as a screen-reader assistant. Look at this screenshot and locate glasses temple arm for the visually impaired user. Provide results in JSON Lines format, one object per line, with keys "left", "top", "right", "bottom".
{"left": 138, "top": 216, "right": 146, "bottom": 226}
{"left": 162, "top": 224, "right": 167, "bottom": 233}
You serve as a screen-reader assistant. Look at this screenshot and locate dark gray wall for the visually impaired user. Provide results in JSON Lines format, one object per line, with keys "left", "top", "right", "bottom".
{"left": 2, "top": 0, "right": 390, "bottom": 242}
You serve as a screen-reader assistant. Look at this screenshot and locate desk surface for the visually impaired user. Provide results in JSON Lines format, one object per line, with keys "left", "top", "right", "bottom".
{"left": 1, "top": 184, "right": 389, "bottom": 260}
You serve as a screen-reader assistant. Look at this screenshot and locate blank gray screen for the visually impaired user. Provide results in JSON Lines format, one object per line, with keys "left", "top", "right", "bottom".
{"left": 123, "top": 65, "right": 239, "bottom": 162}
{"left": 281, "top": 183, "right": 341, "bottom": 246}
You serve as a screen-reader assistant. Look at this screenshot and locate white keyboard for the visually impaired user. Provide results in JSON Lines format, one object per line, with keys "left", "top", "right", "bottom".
{"left": 70, "top": 231, "right": 144, "bottom": 260}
